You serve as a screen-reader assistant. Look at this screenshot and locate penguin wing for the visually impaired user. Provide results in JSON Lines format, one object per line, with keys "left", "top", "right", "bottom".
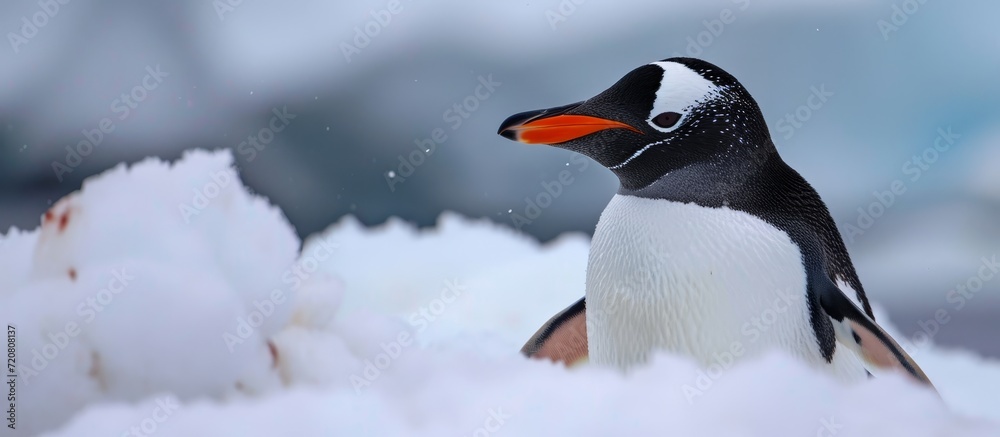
{"left": 521, "top": 297, "right": 589, "bottom": 366}
{"left": 817, "top": 277, "right": 936, "bottom": 390}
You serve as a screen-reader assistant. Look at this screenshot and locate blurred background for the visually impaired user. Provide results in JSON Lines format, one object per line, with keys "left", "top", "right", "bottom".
{"left": 1, "top": 0, "right": 997, "bottom": 356}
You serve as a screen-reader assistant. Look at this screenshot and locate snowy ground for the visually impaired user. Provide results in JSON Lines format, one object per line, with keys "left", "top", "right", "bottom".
{"left": 1, "top": 150, "right": 998, "bottom": 436}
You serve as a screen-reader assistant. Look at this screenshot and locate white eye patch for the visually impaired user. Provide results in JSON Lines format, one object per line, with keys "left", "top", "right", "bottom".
{"left": 646, "top": 61, "right": 722, "bottom": 133}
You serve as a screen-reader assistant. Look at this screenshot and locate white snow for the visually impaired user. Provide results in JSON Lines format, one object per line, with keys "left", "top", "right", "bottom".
{"left": 1, "top": 149, "right": 998, "bottom": 436}
{"left": 0, "top": 150, "right": 309, "bottom": 435}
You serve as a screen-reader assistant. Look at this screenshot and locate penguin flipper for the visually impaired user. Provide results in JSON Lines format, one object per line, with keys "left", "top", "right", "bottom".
{"left": 818, "top": 279, "right": 936, "bottom": 390}
{"left": 521, "top": 297, "right": 589, "bottom": 366}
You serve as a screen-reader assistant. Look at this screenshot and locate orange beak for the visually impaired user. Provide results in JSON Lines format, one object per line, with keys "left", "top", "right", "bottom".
{"left": 498, "top": 102, "right": 641, "bottom": 145}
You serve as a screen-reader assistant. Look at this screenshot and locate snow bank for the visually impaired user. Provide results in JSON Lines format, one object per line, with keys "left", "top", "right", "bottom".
{"left": 1, "top": 149, "right": 998, "bottom": 436}
{"left": 51, "top": 351, "right": 1000, "bottom": 437}
{"left": 0, "top": 150, "right": 340, "bottom": 435}
{"left": 318, "top": 214, "right": 589, "bottom": 350}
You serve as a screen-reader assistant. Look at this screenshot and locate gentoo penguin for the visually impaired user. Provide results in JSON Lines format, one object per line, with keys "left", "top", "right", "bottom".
{"left": 498, "top": 57, "right": 934, "bottom": 388}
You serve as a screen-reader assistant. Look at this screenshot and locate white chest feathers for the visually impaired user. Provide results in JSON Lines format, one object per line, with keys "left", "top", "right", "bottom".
{"left": 586, "top": 195, "right": 865, "bottom": 381}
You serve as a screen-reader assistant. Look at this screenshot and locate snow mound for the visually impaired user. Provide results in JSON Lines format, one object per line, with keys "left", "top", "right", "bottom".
{"left": 317, "top": 214, "right": 590, "bottom": 350}
{"left": 0, "top": 150, "right": 344, "bottom": 435}
{"left": 1, "top": 149, "right": 998, "bottom": 436}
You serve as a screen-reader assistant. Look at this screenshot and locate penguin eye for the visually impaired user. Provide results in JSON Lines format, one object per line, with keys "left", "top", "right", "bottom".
{"left": 652, "top": 112, "right": 682, "bottom": 129}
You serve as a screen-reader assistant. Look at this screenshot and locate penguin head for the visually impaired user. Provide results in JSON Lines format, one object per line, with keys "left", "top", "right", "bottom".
{"left": 498, "top": 58, "right": 774, "bottom": 190}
